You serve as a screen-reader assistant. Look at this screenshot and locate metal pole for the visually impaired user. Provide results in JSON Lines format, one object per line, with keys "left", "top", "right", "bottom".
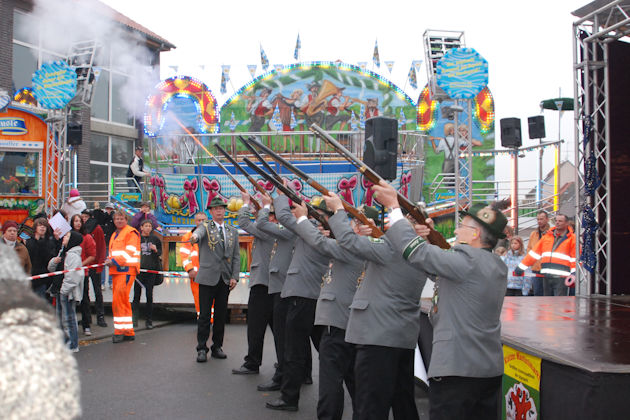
{"left": 453, "top": 101, "right": 460, "bottom": 223}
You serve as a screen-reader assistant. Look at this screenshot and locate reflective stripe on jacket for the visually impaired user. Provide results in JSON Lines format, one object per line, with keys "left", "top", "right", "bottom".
{"left": 519, "top": 226, "right": 576, "bottom": 277}
{"left": 109, "top": 225, "right": 141, "bottom": 275}
{"left": 179, "top": 231, "right": 199, "bottom": 273}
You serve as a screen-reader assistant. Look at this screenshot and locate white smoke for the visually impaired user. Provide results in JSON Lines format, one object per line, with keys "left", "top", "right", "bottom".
{"left": 28, "top": 0, "right": 162, "bottom": 120}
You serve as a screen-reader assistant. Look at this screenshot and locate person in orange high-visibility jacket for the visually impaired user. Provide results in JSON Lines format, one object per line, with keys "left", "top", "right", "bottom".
{"left": 105, "top": 210, "right": 141, "bottom": 342}
{"left": 180, "top": 212, "right": 207, "bottom": 316}
{"left": 515, "top": 214, "right": 575, "bottom": 296}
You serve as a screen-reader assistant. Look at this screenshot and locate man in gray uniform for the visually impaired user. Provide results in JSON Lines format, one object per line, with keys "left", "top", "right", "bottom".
{"left": 255, "top": 194, "right": 297, "bottom": 392}
{"left": 233, "top": 192, "right": 276, "bottom": 375}
{"left": 373, "top": 180, "right": 507, "bottom": 420}
{"left": 323, "top": 192, "right": 428, "bottom": 420}
{"left": 265, "top": 194, "right": 331, "bottom": 412}
{"left": 294, "top": 200, "right": 375, "bottom": 420}
{"left": 191, "top": 197, "right": 240, "bottom": 363}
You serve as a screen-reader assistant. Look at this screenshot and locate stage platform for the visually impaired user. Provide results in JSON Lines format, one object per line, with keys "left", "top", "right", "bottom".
{"left": 419, "top": 296, "right": 630, "bottom": 419}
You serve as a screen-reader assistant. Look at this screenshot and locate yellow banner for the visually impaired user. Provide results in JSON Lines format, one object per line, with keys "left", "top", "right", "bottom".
{"left": 503, "top": 345, "right": 541, "bottom": 391}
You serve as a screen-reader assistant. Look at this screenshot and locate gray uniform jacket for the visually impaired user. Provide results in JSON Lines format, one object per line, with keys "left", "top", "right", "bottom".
{"left": 257, "top": 207, "right": 297, "bottom": 294}
{"left": 295, "top": 219, "right": 365, "bottom": 330}
{"left": 387, "top": 220, "right": 507, "bottom": 378}
{"left": 192, "top": 220, "right": 240, "bottom": 286}
{"left": 238, "top": 205, "right": 274, "bottom": 288}
{"left": 274, "top": 195, "right": 330, "bottom": 300}
{"left": 329, "top": 211, "right": 427, "bottom": 349}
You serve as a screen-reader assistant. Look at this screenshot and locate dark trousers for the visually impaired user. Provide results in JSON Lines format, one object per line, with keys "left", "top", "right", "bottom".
{"left": 505, "top": 288, "right": 523, "bottom": 296}
{"left": 544, "top": 275, "right": 568, "bottom": 296}
{"left": 197, "top": 280, "right": 229, "bottom": 352}
{"left": 243, "top": 285, "right": 275, "bottom": 369}
{"left": 318, "top": 326, "right": 357, "bottom": 420}
{"left": 281, "top": 296, "right": 322, "bottom": 405}
{"left": 354, "top": 345, "right": 418, "bottom": 420}
{"left": 80, "top": 269, "right": 105, "bottom": 327}
{"left": 271, "top": 294, "right": 288, "bottom": 383}
{"left": 132, "top": 273, "right": 156, "bottom": 322}
{"left": 531, "top": 274, "right": 544, "bottom": 296}
{"left": 428, "top": 375, "right": 502, "bottom": 420}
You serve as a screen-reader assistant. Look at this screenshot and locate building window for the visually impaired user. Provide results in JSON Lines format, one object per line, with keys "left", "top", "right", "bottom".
{"left": 12, "top": 44, "right": 38, "bottom": 92}
{"left": 90, "top": 133, "right": 134, "bottom": 186}
{"left": 0, "top": 151, "right": 41, "bottom": 196}
{"left": 91, "top": 69, "right": 110, "bottom": 121}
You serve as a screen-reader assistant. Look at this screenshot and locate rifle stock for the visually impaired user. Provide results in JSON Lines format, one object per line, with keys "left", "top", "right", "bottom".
{"left": 242, "top": 158, "right": 334, "bottom": 235}
{"left": 245, "top": 137, "right": 383, "bottom": 238}
{"left": 309, "top": 123, "right": 450, "bottom": 249}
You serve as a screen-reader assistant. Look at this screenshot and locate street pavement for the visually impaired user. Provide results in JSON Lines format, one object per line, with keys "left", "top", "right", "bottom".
{"left": 76, "top": 319, "right": 429, "bottom": 419}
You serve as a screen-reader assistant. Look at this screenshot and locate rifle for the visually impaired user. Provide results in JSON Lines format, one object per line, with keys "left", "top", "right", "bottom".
{"left": 242, "top": 157, "right": 334, "bottom": 236}
{"left": 239, "top": 136, "right": 284, "bottom": 182}
{"left": 214, "top": 142, "right": 267, "bottom": 197}
{"left": 309, "top": 123, "right": 450, "bottom": 249}
{"left": 243, "top": 137, "right": 384, "bottom": 238}
{"left": 169, "top": 115, "right": 260, "bottom": 211}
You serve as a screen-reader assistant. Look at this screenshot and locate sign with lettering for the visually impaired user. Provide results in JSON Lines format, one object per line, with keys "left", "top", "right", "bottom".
{"left": 436, "top": 48, "right": 488, "bottom": 99}
{"left": 0, "top": 118, "right": 28, "bottom": 135}
{"left": 31, "top": 61, "right": 77, "bottom": 109}
{"left": 502, "top": 345, "right": 540, "bottom": 420}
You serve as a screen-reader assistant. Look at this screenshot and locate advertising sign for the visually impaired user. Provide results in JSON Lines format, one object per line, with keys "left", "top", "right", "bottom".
{"left": 503, "top": 345, "right": 540, "bottom": 420}
{"left": 436, "top": 48, "right": 488, "bottom": 99}
{"left": 31, "top": 61, "right": 77, "bottom": 109}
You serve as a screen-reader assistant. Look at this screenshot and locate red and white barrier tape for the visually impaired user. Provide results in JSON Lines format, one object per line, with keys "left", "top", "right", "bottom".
{"left": 27, "top": 263, "right": 105, "bottom": 280}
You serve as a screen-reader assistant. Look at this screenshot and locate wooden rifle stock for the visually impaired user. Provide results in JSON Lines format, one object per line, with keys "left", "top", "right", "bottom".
{"left": 309, "top": 123, "right": 450, "bottom": 249}
{"left": 242, "top": 158, "right": 334, "bottom": 236}
{"left": 214, "top": 142, "right": 267, "bottom": 197}
{"left": 245, "top": 137, "right": 383, "bottom": 238}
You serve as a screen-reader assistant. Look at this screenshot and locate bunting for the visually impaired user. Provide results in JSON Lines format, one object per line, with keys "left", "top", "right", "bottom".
{"left": 294, "top": 33, "right": 301, "bottom": 60}
{"left": 260, "top": 45, "right": 269, "bottom": 71}
{"left": 271, "top": 105, "right": 282, "bottom": 131}
{"left": 228, "top": 111, "right": 237, "bottom": 131}
{"left": 358, "top": 62, "right": 368, "bottom": 72}
{"left": 385, "top": 61, "right": 394, "bottom": 73}
{"left": 408, "top": 64, "right": 418, "bottom": 89}
{"left": 247, "top": 64, "right": 257, "bottom": 79}
{"left": 373, "top": 39, "right": 380, "bottom": 68}
{"left": 274, "top": 64, "right": 284, "bottom": 72}
{"left": 413, "top": 60, "right": 423, "bottom": 74}
{"left": 220, "top": 65, "right": 230, "bottom": 94}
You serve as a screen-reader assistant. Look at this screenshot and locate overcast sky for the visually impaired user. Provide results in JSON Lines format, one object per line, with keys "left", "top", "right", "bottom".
{"left": 102, "top": 0, "right": 587, "bottom": 189}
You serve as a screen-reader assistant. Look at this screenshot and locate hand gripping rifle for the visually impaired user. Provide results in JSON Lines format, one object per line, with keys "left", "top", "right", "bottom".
{"left": 309, "top": 123, "right": 450, "bottom": 249}
{"left": 241, "top": 157, "right": 334, "bottom": 237}
{"left": 243, "top": 136, "right": 384, "bottom": 238}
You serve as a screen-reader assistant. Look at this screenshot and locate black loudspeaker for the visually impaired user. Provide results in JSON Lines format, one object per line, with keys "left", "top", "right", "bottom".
{"left": 500, "top": 118, "right": 522, "bottom": 148}
{"left": 363, "top": 116, "right": 398, "bottom": 181}
{"left": 528, "top": 115, "right": 546, "bottom": 139}
{"left": 67, "top": 122, "right": 83, "bottom": 145}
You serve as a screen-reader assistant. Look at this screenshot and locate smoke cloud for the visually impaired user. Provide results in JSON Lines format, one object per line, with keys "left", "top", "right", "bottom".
{"left": 26, "top": 0, "right": 161, "bottom": 121}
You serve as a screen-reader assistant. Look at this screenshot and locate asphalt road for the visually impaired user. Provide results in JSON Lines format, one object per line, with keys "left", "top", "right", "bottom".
{"left": 76, "top": 320, "right": 429, "bottom": 419}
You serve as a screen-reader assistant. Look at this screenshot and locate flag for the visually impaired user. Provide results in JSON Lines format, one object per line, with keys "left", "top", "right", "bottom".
{"left": 413, "top": 60, "right": 422, "bottom": 74}
{"left": 290, "top": 109, "right": 297, "bottom": 130}
{"left": 408, "top": 64, "right": 418, "bottom": 89}
{"left": 360, "top": 104, "right": 366, "bottom": 129}
{"left": 271, "top": 105, "right": 282, "bottom": 131}
{"left": 274, "top": 64, "right": 284, "bottom": 72}
{"left": 220, "top": 65, "right": 230, "bottom": 94}
{"left": 260, "top": 45, "right": 269, "bottom": 71}
{"left": 358, "top": 62, "right": 367, "bottom": 72}
{"left": 228, "top": 111, "right": 237, "bottom": 131}
{"left": 373, "top": 39, "right": 380, "bottom": 68}
{"left": 399, "top": 108, "right": 406, "bottom": 128}
{"left": 169, "top": 65, "right": 179, "bottom": 74}
{"left": 294, "top": 33, "right": 301, "bottom": 60}
{"left": 247, "top": 64, "right": 257, "bottom": 79}
{"left": 385, "top": 61, "right": 394, "bottom": 74}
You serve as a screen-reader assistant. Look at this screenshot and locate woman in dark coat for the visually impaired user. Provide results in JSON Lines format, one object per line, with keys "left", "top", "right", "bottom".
{"left": 25, "top": 218, "right": 57, "bottom": 299}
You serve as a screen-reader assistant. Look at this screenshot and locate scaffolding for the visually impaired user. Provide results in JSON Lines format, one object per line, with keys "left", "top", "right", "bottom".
{"left": 573, "top": 0, "right": 630, "bottom": 296}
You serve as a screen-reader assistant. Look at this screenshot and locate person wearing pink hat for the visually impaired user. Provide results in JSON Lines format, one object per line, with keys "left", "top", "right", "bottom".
{"left": 61, "top": 189, "right": 87, "bottom": 219}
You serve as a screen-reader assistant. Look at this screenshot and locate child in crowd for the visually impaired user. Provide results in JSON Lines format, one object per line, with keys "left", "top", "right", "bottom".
{"left": 502, "top": 236, "right": 531, "bottom": 296}
{"left": 494, "top": 246, "right": 507, "bottom": 257}
{"left": 48, "top": 231, "right": 84, "bottom": 352}
{"left": 132, "top": 220, "right": 162, "bottom": 329}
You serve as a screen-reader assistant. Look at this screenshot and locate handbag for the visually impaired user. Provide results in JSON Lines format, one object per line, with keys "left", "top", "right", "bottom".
{"left": 153, "top": 255, "right": 164, "bottom": 286}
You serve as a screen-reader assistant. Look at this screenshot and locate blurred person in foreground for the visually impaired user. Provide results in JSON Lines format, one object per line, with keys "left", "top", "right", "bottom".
{"left": 0, "top": 243, "right": 81, "bottom": 419}
{"left": 372, "top": 180, "right": 508, "bottom": 420}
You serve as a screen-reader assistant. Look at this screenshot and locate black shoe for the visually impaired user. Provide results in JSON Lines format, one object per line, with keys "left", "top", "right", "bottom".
{"left": 112, "top": 335, "right": 124, "bottom": 343}
{"left": 257, "top": 380, "right": 281, "bottom": 391}
{"left": 304, "top": 376, "right": 313, "bottom": 385}
{"left": 211, "top": 347, "right": 227, "bottom": 359}
{"left": 265, "top": 398, "right": 298, "bottom": 411}
{"left": 197, "top": 350, "right": 208, "bottom": 363}
{"left": 146, "top": 320, "right": 154, "bottom": 329}
{"left": 123, "top": 335, "right": 135, "bottom": 341}
{"left": 232, "top": 365, "right": 259, "bottom": 375}
{"left": 97, "top": 318, "right": 108, "bottom": 328}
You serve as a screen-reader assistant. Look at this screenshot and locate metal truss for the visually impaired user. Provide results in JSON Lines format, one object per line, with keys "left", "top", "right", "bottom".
{"left": 44, "top": 110, "right": 67, "bottom": 213}
{"left": 573, "top": 0, "right": 630, "bottom": 295}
